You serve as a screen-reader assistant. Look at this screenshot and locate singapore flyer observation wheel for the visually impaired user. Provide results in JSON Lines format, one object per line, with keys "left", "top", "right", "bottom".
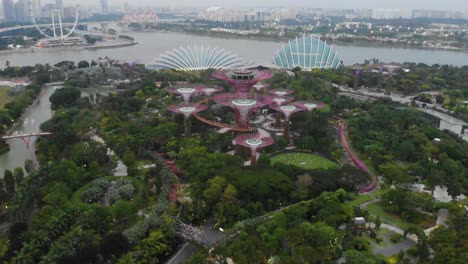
{"left": 30, "top": 3, "right": 80, "bottom": 40}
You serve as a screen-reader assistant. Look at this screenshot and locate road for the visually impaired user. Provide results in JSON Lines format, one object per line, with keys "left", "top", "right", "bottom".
{"left": 166, "top": 243, "right": 199, "bottom": 264}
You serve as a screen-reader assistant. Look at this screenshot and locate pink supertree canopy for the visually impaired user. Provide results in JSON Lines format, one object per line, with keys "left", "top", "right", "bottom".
{"left": 214, "top": 93, "right": 273, "bottom": 128}
{"left": 235, "top": 133, "right": 274, "bottom": 149}
{"left": 195, "top": 85, "right": 224, "bottom": 97}
{"left": 295, "top": 101, "right": 326, "bottom": 112}
{"left": 270, "top": 103, "right": 306, "bottom": 142}
{"left": 168, "top": 104, "right": 207, "bottom": 118}
{"left": 213, "top": 69, "right": 273, "bottom": 94}
{"left": 268, "top": 89, "right": 295, "bottom": 97}
{"left": 271, "top": 96, "right": 294, "bottom": 107}
{"left": 235, "top": 133, "right": 274, "bottom": 165}
{"left": 166, "top": 86, "right": 201, "bottom": 105}
{"left": 270, "top": 104, "right": 306, "bottom": 121}
{"left": 253, "top": 83, "right": 271, "bottom": 92}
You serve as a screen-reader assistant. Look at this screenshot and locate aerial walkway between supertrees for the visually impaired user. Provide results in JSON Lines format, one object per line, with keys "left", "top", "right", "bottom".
{"left": 212, "top": 69, "right": 273, "bottom": 94}
{"left": 234, "top": 133, "right": 274, "bottom": 166}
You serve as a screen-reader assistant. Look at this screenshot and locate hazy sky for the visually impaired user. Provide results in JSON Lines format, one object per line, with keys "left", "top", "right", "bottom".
{"left": 63, "top": 0, "right": 468, "bottom": 11}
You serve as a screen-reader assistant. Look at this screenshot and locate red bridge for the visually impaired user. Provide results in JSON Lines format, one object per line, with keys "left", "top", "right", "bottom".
{"left": 2, "top": 132, "right": 53, "bottom": 149}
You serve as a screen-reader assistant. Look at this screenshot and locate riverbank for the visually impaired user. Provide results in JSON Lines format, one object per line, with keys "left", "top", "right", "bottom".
{"left": 152, "top": 28, "right": 468, "bottom": 54}
{"left": 5, "top": 85, "right": 46, "bottom": 136}
{"left": 0, "top": 40, "right": 138, "bottom": 55}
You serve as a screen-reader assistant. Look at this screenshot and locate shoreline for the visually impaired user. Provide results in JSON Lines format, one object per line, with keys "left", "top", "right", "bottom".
{"left": 149, "top": 29, "right": 468, "bottom": 54}
{"left": 0, "top": 40, "right": 138, "bottom": 54}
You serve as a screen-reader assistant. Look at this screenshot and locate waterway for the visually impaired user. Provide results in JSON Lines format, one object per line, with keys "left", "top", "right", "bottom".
{"left": 0, "top": 86, "right": 115, "bottom": 174}
{"left": 1, "top": 32, "right": 468, "bottom": 67}
{"left": 0, "top": 85, "right": 55, "bottom": 173}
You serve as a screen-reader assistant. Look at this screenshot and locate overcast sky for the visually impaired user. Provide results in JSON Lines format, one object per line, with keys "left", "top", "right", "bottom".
{"left": 62, "top": 0, "right": 468, "bottom": 11}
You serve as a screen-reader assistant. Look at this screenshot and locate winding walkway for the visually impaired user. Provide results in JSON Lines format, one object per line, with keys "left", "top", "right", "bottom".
{"left": 336, "top": 117, "right": 377, "bottom": 193}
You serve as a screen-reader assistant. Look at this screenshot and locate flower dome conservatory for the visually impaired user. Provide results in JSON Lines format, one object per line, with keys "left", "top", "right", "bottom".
{"left": 273, "top": 34, "right": 342, "bottom": 70}
{"left": 149, "top": 46, "right": 248, "bottom": 71}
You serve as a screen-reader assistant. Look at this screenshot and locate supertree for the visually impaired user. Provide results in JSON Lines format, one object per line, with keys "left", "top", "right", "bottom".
{"left": 196, "top": 85, "right": 224, "bottom": 97}
{"left": 168, "top": 104, "right": 207, "bottom": 136}
{"left": 295, "top": 101, "right": 326, "bottom": 120}
{"left": 214, "top": 93, "right": 273, "bottom": 128}
{"left": 253, "top": 83, "right": 271, "bottom": 92}
{"left": 271, "top": 96, "right": 294, "bottom": 126}
{"left": 272, "top": 96, "right": 293, "bottom": 106}
{"left": 383, "top": 65, "right": 401, "bottom": 90}
{"left": 166, "top": 86, "right": 201, "bottom": 105}
{"left": 235, "top": 133, "right": 274, "bottom": 166}
{"left": 270, "top": 104, "right": 306, "bottom": 142}
{"left": 117, "top": 60, "right": 139, "bottom": 87}
{"left": 268, "top": 89, "right": 295, "bottom": 97}
{"left": 353, "top": 67, "right": 363, "bottom": 90}
{"left": 213, "top": 69, "right": 273, "bottom": 94}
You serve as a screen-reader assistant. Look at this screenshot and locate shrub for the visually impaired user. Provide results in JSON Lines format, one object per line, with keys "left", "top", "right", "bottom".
{"left": 118, "top": 184, "right": 135, "bottom": 200}
{"left": 115, "top": 178, "right": 132, "bottom": 188}
{"left": 91, "top": 178, "right": 110, "bottom": 190}
{"left": 390, "top": 232, "right": 402, "bottom": 243}
{"left": 82, "top": 186, "right": 105, "bottom": 203}
{"left": 107, "top": 187, "right": 121, "bottom": 205}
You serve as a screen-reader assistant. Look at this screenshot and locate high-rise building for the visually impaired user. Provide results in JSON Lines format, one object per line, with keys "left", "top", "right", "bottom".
{"left": 31, "top": 0, "right": 42, "bottom": 18}
{"left": 55, "top": 0, "right": 63, "bottom": 16}
{"left": 100, "top": 0, "right": 108, "bottom": 15}
{"left": 2, "top": 0, "right": 17, "bottom": 22}
{"left": 15, "top": 0, "right": 32, "bottom": 22}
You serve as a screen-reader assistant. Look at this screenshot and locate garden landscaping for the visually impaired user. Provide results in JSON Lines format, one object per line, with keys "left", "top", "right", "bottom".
{"left": 271, "top": 152, "right": 337, "bottom": 170}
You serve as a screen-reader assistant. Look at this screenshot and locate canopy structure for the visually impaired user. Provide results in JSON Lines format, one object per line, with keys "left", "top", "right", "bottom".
{"left": 213, "top": 69, "right": 273, "bottom": 94}
{"left": 214, "top": 93, "right": 273, "bottom": 128}
{"left": 235, "top": 133, "right": 274, "bottom": 165}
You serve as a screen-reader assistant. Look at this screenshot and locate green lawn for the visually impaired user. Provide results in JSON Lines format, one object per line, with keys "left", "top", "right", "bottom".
{"left": 271, "top": 152, "right": 337, "bottom": 170}
{"left": 0, "top": 86, "right": 12, "bottom": 109}
{"left": 347, "top": 193, "right": 374, "bottom": 207}
{"left": 367, "top": 202, "right": 414, "bottom": 230}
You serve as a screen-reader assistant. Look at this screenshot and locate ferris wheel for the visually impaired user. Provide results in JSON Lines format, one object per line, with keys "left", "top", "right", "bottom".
{"left": 29, "top": 2, "right": 80, "bottom": 40}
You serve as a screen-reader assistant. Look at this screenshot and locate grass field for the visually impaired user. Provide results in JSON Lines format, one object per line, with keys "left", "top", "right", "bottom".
{"left": 271, "top": 152, "right": 337, "bottom": 170}
{"left": 0, "top": 86, "right": 12, "bottom": 109}
{"left": 347, "top": 193, "right": 374, "bottom": 207}
{"left": 367, "top": 202, "right": 414, "bottom": 230}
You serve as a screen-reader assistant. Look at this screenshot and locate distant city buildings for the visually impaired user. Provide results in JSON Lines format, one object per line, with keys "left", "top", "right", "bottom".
{"left": 0, "top": 3, "right": 467, "bottom": 23}
{"left": 100, "top": 0, "right": 108, "bottom": 15}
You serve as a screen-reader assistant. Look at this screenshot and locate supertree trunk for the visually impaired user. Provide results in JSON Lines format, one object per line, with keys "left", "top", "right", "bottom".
{"left": 284, "top": 119, "right": 291, "bottom": 144}
{"left": 250, "top": 148, "right": 257, "bottom": 166}
{"left": 184, "top": 117, "right": 191, "bottom": 137}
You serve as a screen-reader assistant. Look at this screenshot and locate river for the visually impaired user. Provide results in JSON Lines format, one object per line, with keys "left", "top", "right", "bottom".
{"left": 0, "top": 85, "right": 55, "bottom": 173}
{"left": 1, "top": 32, "right": 468, "bottom": 67}
{"left": 0, "top": 86, "right": 115, "bottom": 174}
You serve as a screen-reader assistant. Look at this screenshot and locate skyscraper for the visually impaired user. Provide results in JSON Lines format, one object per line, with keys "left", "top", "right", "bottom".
{"left": 100, "top": 0, "right": 108, "bottom": 15}
{"left": 31, "top": 0, "right": 42, "bottom": 18}
{"left": 55, "top": 0, "right": 63, "bottom": 16}
{"left": 2, "top": 0, "right": 17, "bottom": 22}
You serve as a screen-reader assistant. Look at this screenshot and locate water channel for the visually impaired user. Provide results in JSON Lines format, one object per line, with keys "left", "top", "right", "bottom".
{"left": 0, "top": 86, "right": 115, "bottom": 173}
{"left": 1, "top": 32, "right": 468, "bottom": 67}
